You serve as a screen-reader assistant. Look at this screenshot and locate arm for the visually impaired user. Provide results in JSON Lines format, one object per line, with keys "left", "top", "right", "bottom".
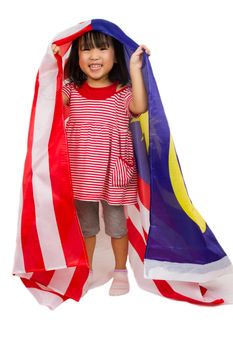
{"left": 130, "top": 68, "right": 148, "bottom": 114}
{"left": 52, "top": 44, "right": 69, "bottom": 106}
{"left": 62, "top": 92, "right": 69, "bottom": 105}
{"left": 129, "top": 45, "right": 151, "bottom": 115}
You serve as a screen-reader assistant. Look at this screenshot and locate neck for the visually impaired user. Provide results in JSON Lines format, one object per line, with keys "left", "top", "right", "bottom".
{"left": 86, "top": 78, "right": 113, "bottom": 88}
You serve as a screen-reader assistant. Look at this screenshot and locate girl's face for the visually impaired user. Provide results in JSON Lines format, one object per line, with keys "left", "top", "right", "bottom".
{"left": 78, "top": 35, "right": 117, "bottom": 86}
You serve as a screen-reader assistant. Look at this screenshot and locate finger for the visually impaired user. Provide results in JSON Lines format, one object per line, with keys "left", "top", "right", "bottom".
{"left": 52, "top": 44, "right": 60, "bottom": 53}
{"left": 136, "top": 45, "right": 144, "bottom": 52}
{"left": 136, "top": 47, "right": 144, "bottom": 54}
{"left": 144, "top": 49, "right": 151, "bottom": 55}
{"left": 139, "top": 44, "right": 147, "bottom": 50}
{"left": 140, "top": 44, "right": 151, "bottom": 55}
{"left": 52, "top": 47, "right": 60, "bottom": 55}
{"left": 143, "top": 49, "right": 151, "bottom": 56}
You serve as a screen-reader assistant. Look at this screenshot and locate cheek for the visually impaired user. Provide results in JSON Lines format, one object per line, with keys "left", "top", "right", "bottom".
{"left": 78, "top": 52, "right": 87, "bottom": 64}
{"left": 78, "top": 55, "right": 87, "bottom": 69}
{"left": 106, "top": 52, "right": 115, "bottom": 65}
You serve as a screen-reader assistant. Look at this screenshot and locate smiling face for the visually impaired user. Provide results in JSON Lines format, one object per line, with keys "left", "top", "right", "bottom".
{"left": 78, "top": 31, "right": 117, "bottom": 87}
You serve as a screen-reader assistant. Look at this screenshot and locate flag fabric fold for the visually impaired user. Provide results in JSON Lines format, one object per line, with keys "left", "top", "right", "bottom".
{"left": 12, "top": 18, "right": 233, "bottom": 309}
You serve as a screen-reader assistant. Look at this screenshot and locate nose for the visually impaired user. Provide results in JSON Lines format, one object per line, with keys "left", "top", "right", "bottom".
{"left": 89, "top": 48, "right": 101, "bottom": 60}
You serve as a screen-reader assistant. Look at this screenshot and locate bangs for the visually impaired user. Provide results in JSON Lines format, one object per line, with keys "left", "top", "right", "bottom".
{"left": 65, "top": 31, "right": 130, "bottom": 87}
{"left": 78, "top": 31, "right": 111, "bottom": 50}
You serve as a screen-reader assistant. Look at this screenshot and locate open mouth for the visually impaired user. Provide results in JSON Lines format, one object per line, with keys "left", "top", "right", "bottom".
{"left": 89, "top": 64, "right": 103, "bottom": 71}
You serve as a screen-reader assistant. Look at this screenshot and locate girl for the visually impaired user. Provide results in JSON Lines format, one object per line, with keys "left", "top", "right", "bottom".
{"left": 52, "top": 30, "right": 150, "bottom": 296}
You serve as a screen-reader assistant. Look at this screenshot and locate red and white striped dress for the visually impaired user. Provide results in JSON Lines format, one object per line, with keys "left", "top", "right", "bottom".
{"left": 62, "top": 80, "right": 140, "bottom": 205}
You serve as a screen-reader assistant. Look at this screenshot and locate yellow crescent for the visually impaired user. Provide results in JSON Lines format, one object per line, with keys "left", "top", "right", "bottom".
{"left": 169, "top": 134, "right": 206, "bottom": 233}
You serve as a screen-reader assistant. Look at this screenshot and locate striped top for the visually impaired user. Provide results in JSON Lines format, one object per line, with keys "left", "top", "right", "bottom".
{"left": 62, "top": 80, "right": 140, "bottom": 205}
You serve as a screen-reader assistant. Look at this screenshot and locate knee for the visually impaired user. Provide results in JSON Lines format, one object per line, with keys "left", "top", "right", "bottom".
{"left": 82, "top": 230, "right": 99, "bottom": 238}
{"left": 106, "top": 231, "right": 128, "bottom": 239}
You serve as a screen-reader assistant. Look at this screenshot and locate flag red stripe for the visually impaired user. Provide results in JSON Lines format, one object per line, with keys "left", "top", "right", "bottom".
{"left": 31, "top": 270, "right": 55, "bottom": 286}
{"left": 48, "top": 54, "right": 89, "bottom": 268}
{"left": 65, "top": 267, "right": 89, "bottom": 301}
{"left": 138, "top": 176, "right": 150, "bottom": 211}
{"left": 21, "top": 72, "right": 45, "bottom": 272}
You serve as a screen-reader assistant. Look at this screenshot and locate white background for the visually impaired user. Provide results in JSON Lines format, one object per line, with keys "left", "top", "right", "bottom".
{"left": 1, "top": 0, "right": 233, "bottom": 349}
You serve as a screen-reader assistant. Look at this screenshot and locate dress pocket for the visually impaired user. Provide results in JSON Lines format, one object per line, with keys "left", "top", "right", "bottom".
{"left": 111, "top": 155, "right": 135, "bottom": 187}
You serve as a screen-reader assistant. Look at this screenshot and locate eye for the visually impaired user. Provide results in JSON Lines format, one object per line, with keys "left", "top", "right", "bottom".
{"left": 100, "top": 47, "right": 108, "bottom": 51}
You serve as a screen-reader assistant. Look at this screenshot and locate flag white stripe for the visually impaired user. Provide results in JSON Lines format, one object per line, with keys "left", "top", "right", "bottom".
{"left": 28, "top": 288, "right": 64, "bottom": 310}
{"left": 144, "top": 256, "right": 233, "bottom": 282}
{"left": 51, "top": 20, "right": 91, "bottom": 43}
{"left": 126, "top": 194, "right": 150, "bottom": 244}
{"left": 12, "top": 186, "right": 25, "bottom": 273}
{"left": 128, "top": 242, "right": 161, "bottom": 294}
{"left": 31, "top": 65, "right": 66, "bottom": 270}
{"left": 48, "top": 267, "right": 76, "bottom": 295}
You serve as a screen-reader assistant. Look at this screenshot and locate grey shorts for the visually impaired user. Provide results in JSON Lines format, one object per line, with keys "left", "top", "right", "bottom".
{"left": 74, "top": 199, "right": 128, "bottom": 239}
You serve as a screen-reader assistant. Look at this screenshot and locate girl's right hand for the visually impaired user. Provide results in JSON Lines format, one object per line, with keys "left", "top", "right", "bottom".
{"left": 51, "top": 44, "right": 61, "bottom": 56}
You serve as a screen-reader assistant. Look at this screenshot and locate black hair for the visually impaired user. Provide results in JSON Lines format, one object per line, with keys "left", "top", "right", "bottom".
{"left": 64, "top": 30, "right": 130, "bottom": 87}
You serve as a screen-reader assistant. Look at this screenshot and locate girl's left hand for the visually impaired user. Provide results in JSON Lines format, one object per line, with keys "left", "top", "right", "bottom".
{"left": 130, "top": 45, "right": 151, "bottom": 70}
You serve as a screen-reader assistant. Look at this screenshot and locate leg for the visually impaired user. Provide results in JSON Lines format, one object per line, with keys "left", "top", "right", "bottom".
{"left": 101, "top": 200, "right": 130, "bottom": 296}
{"left": 74, "top": 199, "right": 100, "bottom": 270}
{"left": 111, "top": 234, "right": 128, "bottom": 270}
{"left": 110, "top": 234, "right": 130, "bottom": 296}
{"left": 82, "top": 236, "right": 96, "bottom": 297}
{"left": 101, "top": 199, "right": 129, "bottom": 268}
{"left": 84, "top": 236, "right": 96, "bottom": 270}
{"left": 74, "top": 199, "right": 100, "bottom": 297}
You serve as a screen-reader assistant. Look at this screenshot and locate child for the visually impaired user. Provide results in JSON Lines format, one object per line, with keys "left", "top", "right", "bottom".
{"left": 52, "top": 30, "right": 150, "bottom": 296}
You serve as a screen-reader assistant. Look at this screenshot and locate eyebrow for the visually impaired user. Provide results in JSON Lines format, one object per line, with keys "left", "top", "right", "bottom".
{"left": 79, "top": 44, "right": 110, "bottom": 50}
{"left": 79, "top": 36, "right": 112, "bottom": 51}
